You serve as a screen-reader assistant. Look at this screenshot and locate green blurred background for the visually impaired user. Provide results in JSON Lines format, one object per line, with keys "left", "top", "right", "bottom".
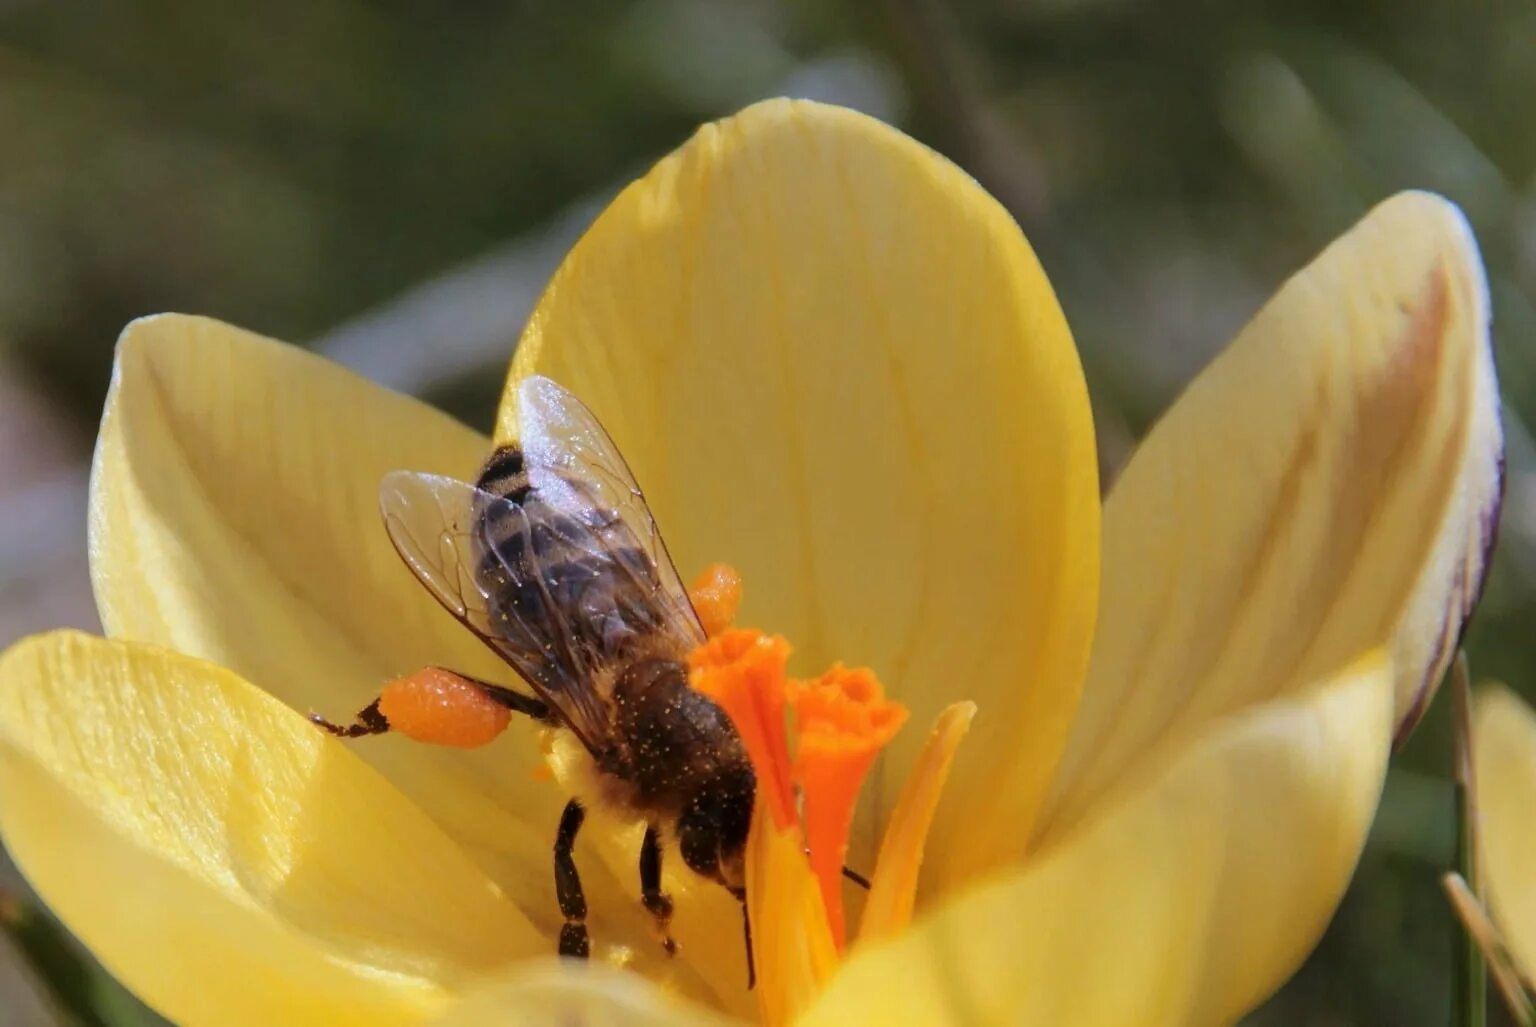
{"left": 1, "top": 1, "right": 1533, "bottom": 1023}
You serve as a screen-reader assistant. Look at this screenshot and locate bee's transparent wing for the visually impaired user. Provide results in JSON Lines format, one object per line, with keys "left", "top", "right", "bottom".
{"left": 515, "top": 374, "right": 705, "bottom": 651}
{"left": 379, "top": 470, "right": 613, "bottom": 754}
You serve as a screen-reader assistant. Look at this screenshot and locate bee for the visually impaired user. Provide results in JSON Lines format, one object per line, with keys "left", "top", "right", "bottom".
{"left": 314, "top": 375, "right": 754, "bottom": 968}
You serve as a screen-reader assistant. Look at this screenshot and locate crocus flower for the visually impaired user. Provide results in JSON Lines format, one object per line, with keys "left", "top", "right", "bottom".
{"left": 1473, "top": 686, "right": 1536, "bottom": 999}
{"left": 0, "top": 99, "right": 1502, "bottom": 1026}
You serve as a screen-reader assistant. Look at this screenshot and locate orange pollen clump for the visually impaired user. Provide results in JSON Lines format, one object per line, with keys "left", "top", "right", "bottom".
{"left": 689, "top": 562, "right": 743, "bottom": 638}
{"left": 689, "top": 628, "right": 797, "bottom": 829}
{"left": 377, "top": 667, "right": 511, "bottom": 749}
{"left": 788, "top": 665, "right": 908, "bottom": 949}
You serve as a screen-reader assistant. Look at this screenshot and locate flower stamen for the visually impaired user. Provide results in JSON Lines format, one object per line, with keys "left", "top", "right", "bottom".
{"left": 861, "top": 700, "right": 976, "bottom": 943}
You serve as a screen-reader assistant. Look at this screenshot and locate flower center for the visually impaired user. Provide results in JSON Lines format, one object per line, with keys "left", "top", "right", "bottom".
{"left": 687, "top": 566, "right": 974, "bottom": 1025}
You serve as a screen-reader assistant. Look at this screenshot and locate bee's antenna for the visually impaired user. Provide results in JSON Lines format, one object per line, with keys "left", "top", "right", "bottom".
{"left": 734, "top": 889, "right": 756, "bottom": 990}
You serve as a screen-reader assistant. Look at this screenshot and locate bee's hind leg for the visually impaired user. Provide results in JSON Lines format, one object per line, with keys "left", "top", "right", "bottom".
{"left": 309, "top": 668, "right": 550, "bottom": 746}
{"left": 310, "top": 697, "right": 389, "bottom": 737}
{"left": 639, "top": 825, "right": 677, "bottom": 956}
{"left": 555, "top": 798, "right": 590, "bottom": 959}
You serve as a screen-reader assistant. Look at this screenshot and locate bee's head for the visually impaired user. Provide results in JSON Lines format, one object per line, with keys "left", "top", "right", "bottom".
{"left": 677, "top": 763, "right": 754, "bottom": 891}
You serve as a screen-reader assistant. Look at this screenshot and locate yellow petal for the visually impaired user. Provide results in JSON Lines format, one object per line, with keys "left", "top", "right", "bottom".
{"left": 1474, "top": 685, "right": 1536, "bottom": 983}
{"left": 89, "top": 315, "right": 697, "bottom": 991}
{"left": 0, "top": 631, "right": 545, "bottom": 1027}
{"left": 428, "top": 960, "right": 733, "bottom": 1027}
{"left": 1044, "top": 192, "right": 1500, "bottom": 841}
{"left": 802, "top": 652, "right": 1393, "bottom": 1026}
{"left": 500, "top": 99, "right": 1100, "bottom": 889}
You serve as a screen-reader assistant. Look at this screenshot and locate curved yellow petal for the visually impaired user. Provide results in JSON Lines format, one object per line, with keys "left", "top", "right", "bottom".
{"left": 428, "top": 960, "right": 733, "bottom": 1027}
{"left": 1474, "top": 685, "right": 1536, "bottom": 983}
{"left": 0, "top": 631, "right": 546, "bottom": 1027}
{"left": 1044, "top": 192, "right": 1500, "bottom": 840}
{"left": 87, "top": 315, "right": 703, "bottom": 995}
{"left": 500, "top": 99, "right": 1100, "bottom": 891}
{"left": 804, "top": 652, "right": 1393, "bottom": 1027}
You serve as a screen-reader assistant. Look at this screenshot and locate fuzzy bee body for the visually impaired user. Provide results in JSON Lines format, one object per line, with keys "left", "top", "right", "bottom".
{"left": 542, "top": 653, "right": 754, "bottom": 866}
{"left": 375, "top": 376, "right": 754, "bottom": 962}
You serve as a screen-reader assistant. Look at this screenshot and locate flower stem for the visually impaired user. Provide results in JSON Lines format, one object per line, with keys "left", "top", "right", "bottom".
{"left": 1450, "top": 652, "right": 1486, "bottom": 1027}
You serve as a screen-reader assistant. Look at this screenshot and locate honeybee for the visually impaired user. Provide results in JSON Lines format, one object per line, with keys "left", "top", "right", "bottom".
{"left": 316, "top": 375, "right": 754, "bottom": 967}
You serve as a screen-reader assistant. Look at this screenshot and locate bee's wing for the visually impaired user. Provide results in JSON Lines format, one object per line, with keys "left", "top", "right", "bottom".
{"left": 378, "top": 470, "right": 614, "bottom": 754}
{"left": 516, "top": 374, "right": 704, "bottom": 652}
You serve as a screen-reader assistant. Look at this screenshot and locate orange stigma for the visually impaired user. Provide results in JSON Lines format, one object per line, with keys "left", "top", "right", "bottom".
{"left": 687, "top": 628, "right": 907, "bottom": 874}
{"left": 788, "top": 666, "right": 907, "bottom": 948}
{"left": 689, "top": 562, "right": 743, "bottom": 638}
{"left": 689, "top": 567, "right": 974, "bottom": 1026}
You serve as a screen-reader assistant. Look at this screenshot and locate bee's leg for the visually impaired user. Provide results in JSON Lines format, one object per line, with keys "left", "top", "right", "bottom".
{"left": 309, "top": 668, "right": 549, "bottom": 744}
{"left": 310, "top": 697, "right": 389, "bottom": 737}
{"left": 554, "top": 798, "right": 590, "bottom": 959}
{"left": 639, "top": 825, "right": 677, "bottom": 956}
{"left": 458, "top": 673, "right": 551, "bottom": 721}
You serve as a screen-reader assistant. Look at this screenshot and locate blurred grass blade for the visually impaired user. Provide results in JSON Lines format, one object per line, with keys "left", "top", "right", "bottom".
{"left": 1443, "top": 873, "right": 1535, "bottom": 1026}
{"left": 1451, "top": 653, "right": 1487, "bottom": 1027}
